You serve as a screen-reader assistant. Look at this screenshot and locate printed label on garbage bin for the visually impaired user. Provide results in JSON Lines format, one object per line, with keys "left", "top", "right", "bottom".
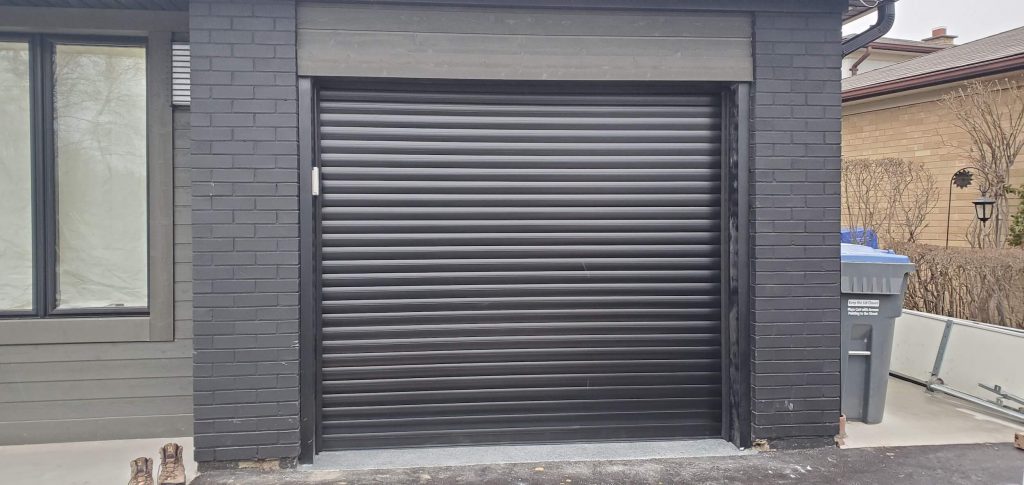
{"left": 848, "top": 299, "right": 880, "bottom": 316}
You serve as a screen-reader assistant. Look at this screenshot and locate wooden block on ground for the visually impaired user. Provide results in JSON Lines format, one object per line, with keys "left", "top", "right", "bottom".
{"left": 1015, "top": 432, "right": 1024, "bottom": 450}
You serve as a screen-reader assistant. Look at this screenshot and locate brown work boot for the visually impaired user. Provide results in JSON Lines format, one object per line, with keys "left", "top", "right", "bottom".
{"left": 128, "top": 457, "right": 154, "bottom": 485}
{"left": 157, "top": 442, "right": 187, "bottom": 485}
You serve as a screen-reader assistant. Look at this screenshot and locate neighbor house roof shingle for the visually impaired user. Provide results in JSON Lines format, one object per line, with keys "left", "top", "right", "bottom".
{"left": 843, "top": 26, "right": 1024, "bottom": 92}
{"left": 872, "top": 37, "right": 933, "bottom": 47}
{"left": 841, "top": 35, "right": 938, "bottom": 48}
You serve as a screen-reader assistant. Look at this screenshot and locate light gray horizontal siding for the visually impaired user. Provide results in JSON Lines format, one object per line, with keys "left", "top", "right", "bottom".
{"left": 0, "top": 396, "right": 192, "bottom": 422}
{"left": 0, "top": 109, "right": 193, "bottom": 446}
{"left": 0, "top": 359, "right": 192, "bottom": 383}
{"left": 0, "top": 5, "right": 187, "bottom": 34}
{"left": 0, "top": 317, "right": 151, "bottom": 345}
{"left": 0, "top": 378, "right": 192, "bottom": 403}
{"left": 0, "top": 416, "right": 193, "bottom": 447}
{"left": 297, "top": 3, "right": 753, "bottom": 81}
{"left": 0, "top": 0, "right": 186, "bottom": 10}
{"left": 0, "top": 341, "right": 191, "bottom": 364}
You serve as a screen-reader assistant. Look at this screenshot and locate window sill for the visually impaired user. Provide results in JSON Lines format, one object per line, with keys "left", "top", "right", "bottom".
{"left": 0, "top": 316, "right": 162, "bottom": 345}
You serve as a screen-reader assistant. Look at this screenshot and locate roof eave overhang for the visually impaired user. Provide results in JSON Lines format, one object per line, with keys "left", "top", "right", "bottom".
{"left": 842, "top": 53, "right": 1024, "bottom": 102}
{"left": 843, "top": 5, "right": 875, "bottom": 23}
{"left": 867, "top": 42, "right": 946, "bottom": 54}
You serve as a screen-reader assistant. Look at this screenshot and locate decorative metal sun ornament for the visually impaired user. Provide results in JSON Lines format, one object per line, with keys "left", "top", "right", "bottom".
{"left": 952, "top": 168, "right": 974, "bottom": 189}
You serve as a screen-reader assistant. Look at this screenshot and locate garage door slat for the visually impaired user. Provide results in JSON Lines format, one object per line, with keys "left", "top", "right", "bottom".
{"left": 328, "top": 410, "right": 720, "bottom": 432}
{"left": 321, "top": 246, "right": 720, "bottom": 261}
{"left": 322, "top": 258, "right": 721, "bottom": 272}
{"left": 319, "top": 154, "right": 720, "bottom": 168}
{"left": 323, "top": 270, "right": 720, "bottom": 286}
{"left": 319, "top": 168, "right": 721, "bottom": 183}
{"left": 321, "top": 360, "right": 721, "bottom": 381}
{"left": 322, "top": 221, "right": 720, "bottom": 234}
{"left": 321, "top": 308, "right": 720, "bottom": 327}
{"left": 323, "top": 335, "right": 721, "bottom": 352}
{"left": 319, "top": 127, "right": 720, "bottom": 143}
{"left": 316, "top": 82, "right": 723, "bottom": 450}
{"left": 322, "top": 321, "right": 722, "bottom": 340}
{"left": 320, "top": 182, "right": 721, "bottom": 195}
{"left": 324, "top": 371, "right": 721, "bottom": 392}
{"left": 321, "top": 206, "right": 720, "bottom": 221}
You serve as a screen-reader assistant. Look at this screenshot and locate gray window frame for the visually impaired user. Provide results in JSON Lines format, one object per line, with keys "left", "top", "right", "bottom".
{"left": 0, "top": 10, "right": 177, "bottom": 345}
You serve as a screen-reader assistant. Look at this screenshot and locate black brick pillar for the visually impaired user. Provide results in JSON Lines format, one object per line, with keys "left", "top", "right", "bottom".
{"left": 749, "top": 8, "right": 844, "bottom": 449}
{"left": 189, "top": 0, "right": 301, "bottom": 464}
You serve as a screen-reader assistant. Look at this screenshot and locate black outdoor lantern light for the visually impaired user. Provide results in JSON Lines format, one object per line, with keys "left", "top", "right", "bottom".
{"left": 973, "top": 195, "right": 996, "bottom": 224}
{"left": 945, "top": 167, "right": 997, "bottom": 246}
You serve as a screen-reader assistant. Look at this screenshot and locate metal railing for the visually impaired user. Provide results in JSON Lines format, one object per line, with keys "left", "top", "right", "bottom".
{"left": 919, "top": 312, "right": 1024, "bottom": 423}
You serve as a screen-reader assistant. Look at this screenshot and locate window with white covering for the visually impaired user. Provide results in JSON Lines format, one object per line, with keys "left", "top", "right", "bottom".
{"left": 0, "top": 36, "right": 150, "bottom": 317}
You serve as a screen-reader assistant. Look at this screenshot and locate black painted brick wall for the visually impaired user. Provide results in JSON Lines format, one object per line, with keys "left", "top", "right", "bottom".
{"left": 185, "top": 0, "right": 846, "bottom": 461}
{"left": 749, "top": 9, "right": 844, "bottom": 447}
{"left": 189, "top": 0, "right": 301, "bottom": 462}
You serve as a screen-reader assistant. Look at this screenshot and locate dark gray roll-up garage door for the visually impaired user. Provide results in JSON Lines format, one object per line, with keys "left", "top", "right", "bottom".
{"left": 316, "top": 80, "right": 724, "bottom": 450}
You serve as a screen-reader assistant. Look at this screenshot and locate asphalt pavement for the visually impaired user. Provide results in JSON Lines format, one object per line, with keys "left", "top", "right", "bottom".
{"left": 193, "top": 442, "right": 1024, "bottom": 485}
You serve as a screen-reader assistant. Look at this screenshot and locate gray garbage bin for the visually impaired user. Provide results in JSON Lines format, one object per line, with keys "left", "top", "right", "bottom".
{"left": 840, "top": 243, "right": 915, "bottom": 424}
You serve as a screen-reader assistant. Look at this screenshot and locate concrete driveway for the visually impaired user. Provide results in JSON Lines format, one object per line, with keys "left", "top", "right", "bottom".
{"left": 844, "top": 378, "right": 1024, "bottom": 448}
{"left": 0, "top": 437, "right": 197, "bottom": 485}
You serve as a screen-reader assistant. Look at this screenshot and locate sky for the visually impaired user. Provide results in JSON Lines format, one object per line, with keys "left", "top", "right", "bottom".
{"left": 842, "top": 0, "right": 1024, "bottom": 44}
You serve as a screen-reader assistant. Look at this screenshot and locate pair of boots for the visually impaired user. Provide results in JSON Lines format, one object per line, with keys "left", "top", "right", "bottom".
{"left": 129, "top": 443, "right": 186, "bottom": 485}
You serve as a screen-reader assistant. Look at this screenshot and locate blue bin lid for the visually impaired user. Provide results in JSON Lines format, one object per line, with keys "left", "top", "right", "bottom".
{"left": 840, "top": 227, "right": 879, "bottom": 249}
{"left": 840, "top": 243, "right": 911, "bottom": 264}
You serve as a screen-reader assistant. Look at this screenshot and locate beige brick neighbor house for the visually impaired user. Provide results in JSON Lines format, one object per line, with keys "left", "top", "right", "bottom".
{"left": 842, "top": 26, "right": 1024, "bottom": 247}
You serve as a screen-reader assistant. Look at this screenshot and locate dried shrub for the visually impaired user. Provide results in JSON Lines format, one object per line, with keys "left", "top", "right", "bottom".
{"left": 842, "top": 157, "right": 896, "bottom": 245}
{"left": 841, "top": 157, "right": 940, "bottom": 244}
{"left": 888, "top": 242, "right": 1024, "bottom": 329}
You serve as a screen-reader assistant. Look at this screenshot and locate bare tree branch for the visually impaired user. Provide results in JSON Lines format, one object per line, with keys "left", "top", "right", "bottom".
{"left": 940, "top": 79, "right": 1024, "bottom": 247}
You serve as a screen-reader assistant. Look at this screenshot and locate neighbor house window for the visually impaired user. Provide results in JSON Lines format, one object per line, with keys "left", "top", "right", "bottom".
{"left": 0, "top": 36, "right": 148, "bottom": 317}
